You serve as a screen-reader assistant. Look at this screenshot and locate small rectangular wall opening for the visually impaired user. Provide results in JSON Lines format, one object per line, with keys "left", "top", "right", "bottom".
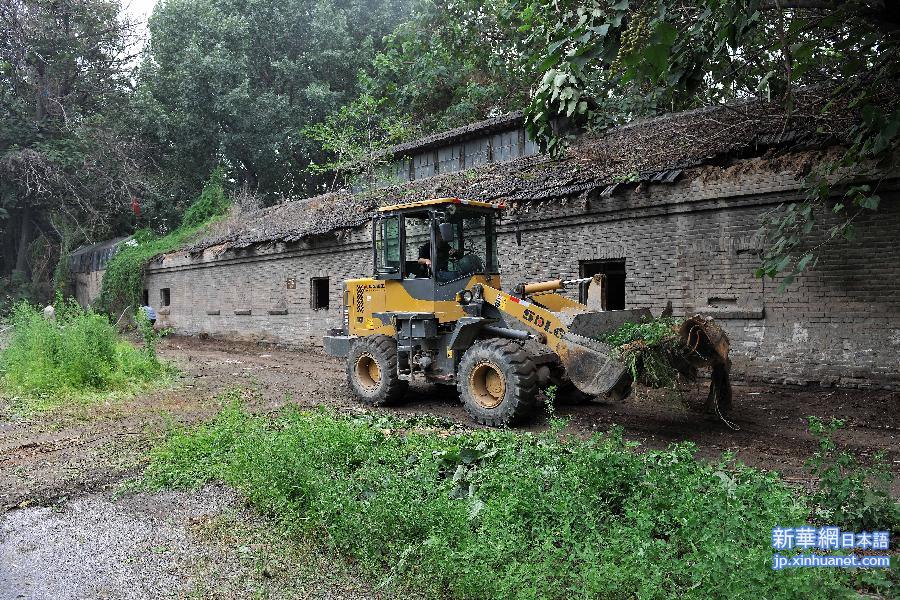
{"left": 579, "top": 259, "right": 626, "bottom": 310}
{"left": 311, "top": 277, "right": 329, "bottom": 310}
{"left": 142, "top": 289, "right": 149, "bottom": 306}
{"left": 160, "top": 288, "right": 171, "bottom": 307}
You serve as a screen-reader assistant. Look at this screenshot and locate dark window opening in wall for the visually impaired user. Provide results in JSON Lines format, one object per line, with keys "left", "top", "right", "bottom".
{"left": 160, "top": 288, "right": 171, "bottom": 307}
{"left": 311, "top": 277, "right": 329, "bottom": 310}
{"left": 579, "top": 260, "right": 626, "bottom": 310}
{"left": 142, "top": 289, "right": 149, "bottom": 306}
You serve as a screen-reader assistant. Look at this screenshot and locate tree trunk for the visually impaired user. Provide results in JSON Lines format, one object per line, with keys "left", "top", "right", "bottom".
{"left": 14, "top": 208, "right": 33, "bottom": 276}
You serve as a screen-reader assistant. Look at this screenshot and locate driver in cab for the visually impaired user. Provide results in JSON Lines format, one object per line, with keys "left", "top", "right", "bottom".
{"left": 418, "top": 231, "right": 460, "bottom": 281}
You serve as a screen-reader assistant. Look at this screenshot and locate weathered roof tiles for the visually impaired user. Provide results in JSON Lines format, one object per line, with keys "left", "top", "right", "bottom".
{"left": 182, "top": 88, "right": 878, "bottom": 256}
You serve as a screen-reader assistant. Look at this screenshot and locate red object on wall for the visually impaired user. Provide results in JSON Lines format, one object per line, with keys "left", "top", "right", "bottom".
{"left": 131, "top": 197, "right": 141, "bottom": 216}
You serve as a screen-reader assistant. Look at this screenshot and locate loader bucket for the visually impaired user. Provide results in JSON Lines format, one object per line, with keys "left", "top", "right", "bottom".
{"left": 550, "top": 308, "right": 653, "bottom": 398}
{"left": 556, "top": 333, "right": 632, "bottom": 398}
{"left": 564, "top": 308, "right": 654, "bottom": 340}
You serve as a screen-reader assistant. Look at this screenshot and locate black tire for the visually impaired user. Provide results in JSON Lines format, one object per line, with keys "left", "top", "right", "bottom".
{"left": 347, "top": 335, "right": 408, "bottom": 406}
{"left": 457, "top": 338, "right": 538, "bottom": 426}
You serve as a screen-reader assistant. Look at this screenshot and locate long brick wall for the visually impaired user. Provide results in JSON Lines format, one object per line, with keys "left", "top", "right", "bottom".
{"left": 143, "top": 157, "right": 900, "bottom": 389}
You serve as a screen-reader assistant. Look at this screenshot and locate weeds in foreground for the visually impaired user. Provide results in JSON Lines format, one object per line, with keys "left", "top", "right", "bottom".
{"left": 0, "top": 300, "right": 176, "bottom": 412}
{"left": 141, "top": 396, "right": 894, "bottom": 599}
{"left": 806, "top": 417, "right": 899, "bottom": 534}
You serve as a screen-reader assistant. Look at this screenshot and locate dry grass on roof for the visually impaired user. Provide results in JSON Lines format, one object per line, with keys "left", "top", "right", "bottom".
{"left": 184, "top": 86, "right": 894, "bottom": 256}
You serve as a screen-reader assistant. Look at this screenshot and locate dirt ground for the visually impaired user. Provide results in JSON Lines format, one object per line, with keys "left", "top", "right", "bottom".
{"left": 169, "top": 336, "right": 900, "bottom": 491}
{"left": 1, "top": 335, "right": 898, "bottom": 598}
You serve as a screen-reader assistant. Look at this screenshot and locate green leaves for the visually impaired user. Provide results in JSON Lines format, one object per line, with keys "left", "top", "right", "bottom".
{"left": 806, "top": 416, "right": 900, "bottom": 535}
{"left": 137, "top": 0, "right": 414, "bottom": 199}
{"left": 516, "top": 0, "right": 897, "bottom": 287}
{"left": 179, "top": 167, "right": 230, "bottom": 229}
{"left": 301, "top": 94, "right": 413, "bottom": 189}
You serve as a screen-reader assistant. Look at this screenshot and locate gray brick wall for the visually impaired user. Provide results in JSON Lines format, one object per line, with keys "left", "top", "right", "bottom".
{"left": 143, "top": 161, "right": 900, "bottom": 389}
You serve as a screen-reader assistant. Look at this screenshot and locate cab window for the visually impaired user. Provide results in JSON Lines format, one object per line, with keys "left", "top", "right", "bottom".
{"left": 374, "top": 216, "right": 401, "bottom": 274}
{"left": 404, "top": 214, "right": 432, "bottom": 278}
{"left": 433, "top": 210, "right": 499, "bottom": 283}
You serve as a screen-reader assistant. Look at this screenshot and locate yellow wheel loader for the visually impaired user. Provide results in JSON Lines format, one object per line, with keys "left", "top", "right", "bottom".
{"left": 325, "top": 198, "right": 731, "bottom": 426}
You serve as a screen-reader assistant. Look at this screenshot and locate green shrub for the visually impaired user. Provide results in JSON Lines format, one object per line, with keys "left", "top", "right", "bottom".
{"left": 180, "top": 167, "right": 229, "bottom": 229}
{"left": 0, "top": 300, "right": 173, "bottom": 409}
{"left": 144, "top": 400, "right": 870, "bottom": 599}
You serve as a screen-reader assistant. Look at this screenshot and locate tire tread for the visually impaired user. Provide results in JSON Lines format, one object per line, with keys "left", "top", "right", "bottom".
{"left": 346, "top": 335, "right": 408, "bottom": 406}
{"left": 457, "top": 338, "right": 538, "bottom": 426}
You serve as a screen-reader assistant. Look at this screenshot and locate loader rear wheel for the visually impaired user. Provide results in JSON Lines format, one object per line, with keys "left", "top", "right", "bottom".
{"left": 458, "top": 339, "right": 538, "bottom": 427}
{"left": 347, "top": 335, "right": 408, "bottom": 406}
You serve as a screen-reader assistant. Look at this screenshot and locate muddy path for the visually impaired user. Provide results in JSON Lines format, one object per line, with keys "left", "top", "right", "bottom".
{"left": 1, "top": 335, "right": 898, "bottom": 513}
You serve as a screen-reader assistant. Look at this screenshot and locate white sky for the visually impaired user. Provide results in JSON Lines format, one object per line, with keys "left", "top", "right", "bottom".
{"left": 123, "top": 0, "right": 157, "bottom": 24}
{"left": 121, "top": 0, "right": 158, "bottom": 43}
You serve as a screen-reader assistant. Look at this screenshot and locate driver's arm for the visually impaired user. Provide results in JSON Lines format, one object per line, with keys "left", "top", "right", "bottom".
{"left": 417, "top": 242, "right": 431, "bottom": 267}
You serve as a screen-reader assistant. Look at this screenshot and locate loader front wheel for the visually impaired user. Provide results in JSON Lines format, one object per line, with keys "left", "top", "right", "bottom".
{"left": 458, "top": 339, "right": 538, "bottom": 427}
{"left": 347, "top": 335, "right": 408, "bottom": 406}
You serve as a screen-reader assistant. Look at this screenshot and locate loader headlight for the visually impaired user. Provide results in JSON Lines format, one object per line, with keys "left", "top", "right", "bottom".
{"left": 458, "top": 290, "right": 473, "bottom": 305}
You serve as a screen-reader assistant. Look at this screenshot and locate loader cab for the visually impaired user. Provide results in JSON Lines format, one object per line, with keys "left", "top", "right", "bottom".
{"left": 373, "top": 198, "right": 502, "bottom": 289}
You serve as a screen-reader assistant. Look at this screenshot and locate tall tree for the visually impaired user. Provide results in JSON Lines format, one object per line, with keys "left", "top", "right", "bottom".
{"left": 0, "top": 0, "right": 146, "bottom": 298}
{"left": 133, "top": 0, "right": 413, "bottom": 206}
{"left": 514, "top": 0, "right": 899, "bottom": 285}
{"left": 356, "top": 0, "right": 533, "bottom": 136}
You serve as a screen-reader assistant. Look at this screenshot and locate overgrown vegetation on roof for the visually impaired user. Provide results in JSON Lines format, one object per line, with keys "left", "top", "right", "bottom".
{"left": 97, "top": 169, "right": 231, "bottom": 314}
{"left": 184, "top": 89, "right": 883, "bottom": 258}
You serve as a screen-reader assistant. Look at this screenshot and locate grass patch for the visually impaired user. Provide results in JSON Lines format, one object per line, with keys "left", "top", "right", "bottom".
{"left": 142, "top": 395, "right": 893, "bottom": 599}
{"left": 0, "top": 300, "right": 176, "bottom": 413}
{"left": 184, "top": 505, "right": 399, "bottom": 599}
